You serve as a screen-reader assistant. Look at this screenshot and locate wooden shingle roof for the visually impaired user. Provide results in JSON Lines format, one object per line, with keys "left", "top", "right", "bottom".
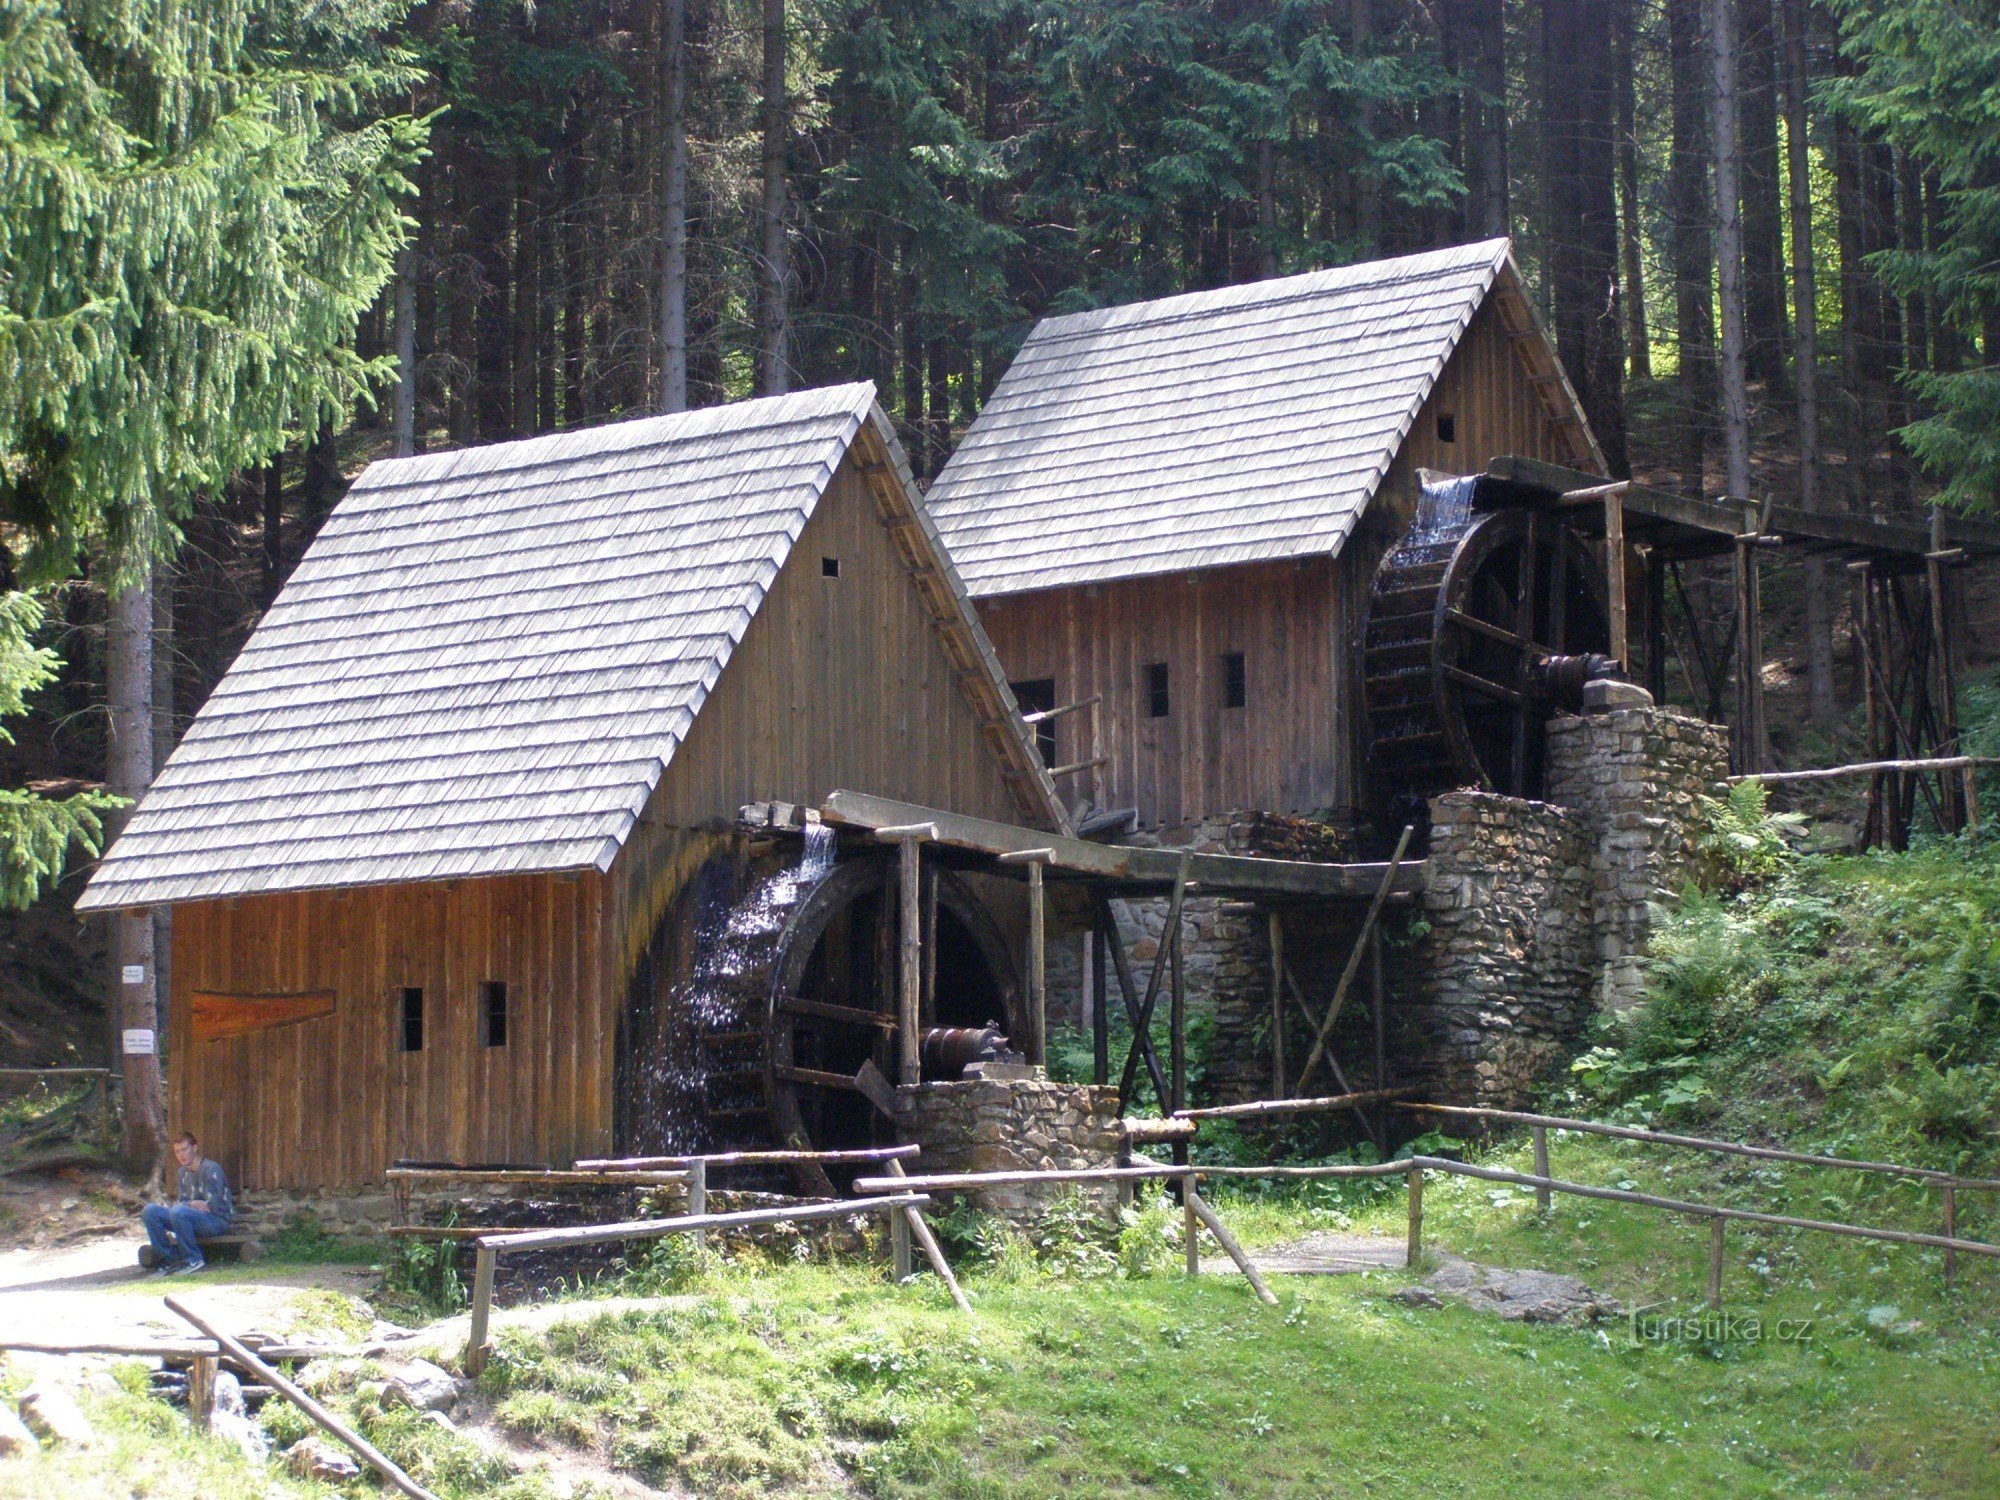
{"left": 927, "top": 239, "right": 1591, "bottom": 597}
{"left": 80, "top": 385, "right": 1058, "bottom": 910}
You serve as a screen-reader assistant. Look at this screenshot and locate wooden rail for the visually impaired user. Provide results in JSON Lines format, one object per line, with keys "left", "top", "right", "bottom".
{"left": 1727, "top": 755, "right": 2000, "bottom": 785}
{"left": 169, "top": 1297, "right": 438, "bottom": 1500}
{"left": 1174, "top": 1087, "right": 1415, "bottom": 1123}
{"left": 386, "top": 1166, "right": 689, "bottom": 1187}
{"left": 463, "top": 1195, "right": 932, "bottom": 1375}
{"left": 574, "top": 1144, "right": 920, "bottom": 1171}
{"left": 1402, "top": 1102, "right": 2000, "bottom": 1190}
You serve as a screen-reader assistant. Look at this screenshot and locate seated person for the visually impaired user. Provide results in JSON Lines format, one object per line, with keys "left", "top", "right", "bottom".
{"left": 140, "top": 1132, "right": 234, "bottom": 1274}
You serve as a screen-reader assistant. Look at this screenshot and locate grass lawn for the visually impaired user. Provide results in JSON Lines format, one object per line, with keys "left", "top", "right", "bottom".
{"left": 5, "top": 1132, "right": 1990, "bottom": 1499}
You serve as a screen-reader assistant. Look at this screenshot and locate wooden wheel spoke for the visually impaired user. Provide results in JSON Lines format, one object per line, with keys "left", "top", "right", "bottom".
{"left": 1441, "top": 662, "right": 1526, "bottom": 706}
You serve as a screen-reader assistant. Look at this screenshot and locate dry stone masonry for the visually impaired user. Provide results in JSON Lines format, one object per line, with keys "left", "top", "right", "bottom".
{"left": 896, "top": 1072, "right": 1121, "bottom": 1220}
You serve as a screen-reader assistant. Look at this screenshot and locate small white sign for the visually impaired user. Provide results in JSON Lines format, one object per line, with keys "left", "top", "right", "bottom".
{"left": 121, "top": 965, "right": 145, "bottom": 985}
{"left": 122, "top": 1028, "right": 156, "bottom": 1055}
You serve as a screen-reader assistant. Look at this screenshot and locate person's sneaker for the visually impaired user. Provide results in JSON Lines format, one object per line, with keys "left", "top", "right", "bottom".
{"left": 167, "top": 1259, "right": 204, "bottom": 1276}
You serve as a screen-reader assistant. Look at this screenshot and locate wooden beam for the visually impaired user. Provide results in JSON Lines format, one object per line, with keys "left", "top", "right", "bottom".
{"left": 1605, "top": 488, "right": 1628, "bottom": 667}
{"left": 1020, "top": 694, "right": 1101, "bottom": 725}
{"left": 1096, "top": 897, "right": 1172, "bottom": 1109}
{"left": 898, "top": 835, "right": 922, "bottom": 1085}
{"left": 819, "top": 791, "right": 1426, "bottom": 899}
{"left": 1118, "top": 853, "right": 1192, "bottom": 1112}
{"left": 1296, "top": 827, "right": 1415, "bottom": 1093}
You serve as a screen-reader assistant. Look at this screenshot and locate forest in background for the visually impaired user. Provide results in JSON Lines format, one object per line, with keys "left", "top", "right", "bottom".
{"left": 3, "top": 0, "right": 1999, "bottom": 1154}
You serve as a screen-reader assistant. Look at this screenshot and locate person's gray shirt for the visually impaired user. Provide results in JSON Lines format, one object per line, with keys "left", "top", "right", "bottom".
{"left": 177, "top": 1157, "right": 233, "bottom": 1223}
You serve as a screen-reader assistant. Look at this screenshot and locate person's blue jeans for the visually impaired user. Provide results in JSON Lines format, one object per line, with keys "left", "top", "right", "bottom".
{"left": 141, "top": 1203, "right": 231, "bottom": 1268}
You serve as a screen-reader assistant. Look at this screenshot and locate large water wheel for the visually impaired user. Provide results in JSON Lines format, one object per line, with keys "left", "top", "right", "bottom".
{"left": 651, "top": 847, "right": 1019, "bottom": 1167}
{"left": 1364, "top": 500, "right": 1616, "bottom": 817}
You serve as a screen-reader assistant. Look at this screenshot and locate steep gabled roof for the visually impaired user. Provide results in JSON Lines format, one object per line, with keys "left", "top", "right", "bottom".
{"left": 80, "top": 384, "right": 1062, "bottom": 910}
{"left": 926, "top": 239, "right": 1601, "bottom": 598}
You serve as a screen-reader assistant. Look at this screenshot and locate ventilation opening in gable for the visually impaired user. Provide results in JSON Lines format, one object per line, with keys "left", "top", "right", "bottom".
{"left": 822, "top": 556, "right": 841, "bottom": 578}
{"left": 1436, "top": 412, "right": 1457, "bottom": 444}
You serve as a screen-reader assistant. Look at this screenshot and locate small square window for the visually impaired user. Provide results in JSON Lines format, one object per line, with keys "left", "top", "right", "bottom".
{"left": 1436, "top": 412, "right": 1457, "bottom": 444}
{"left": 1222, "top": 652, "right": 1246, "bottom": 709}
{"left": 821, "top": 556, "right": 840, "bottom": 578}
{"left": 1146, "top": 662, "right": 1170, "bottom": 718}
{"left": 480, "top": 981, "right": 508, "bottom": 1048}
{"left": 399, "top": 987, "right": 424, "bottom": 1053}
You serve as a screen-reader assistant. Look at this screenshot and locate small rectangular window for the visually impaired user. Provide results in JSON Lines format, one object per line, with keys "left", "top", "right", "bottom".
{"left": 1146, "top": 662, "right": 1170, "bottom": 718}
{"left": 1222, "top": 652, "right": 1246, "bottom": 709}
{"left": 480, "top": 981, "right": 508, "bottom": 1048}
{"left": 1010, "top": 677, "right": 1057, "bottom": 766}
{"left": 1436, "top": 412, "right": 1457, "bottom": 444}
{"left": 821, "top": 556, "right": 840, "bottom": 578}
{"left": 399, "top": 988, "right": 424, "bottom": 1053}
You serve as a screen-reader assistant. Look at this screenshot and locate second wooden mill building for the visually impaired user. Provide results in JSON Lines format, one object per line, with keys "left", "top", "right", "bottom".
{"left": 925, "top": 238, "right": 1605, "bottom": 833}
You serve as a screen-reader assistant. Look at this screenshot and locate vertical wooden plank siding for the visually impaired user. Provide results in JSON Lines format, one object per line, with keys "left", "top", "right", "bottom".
{"left": 974, "top": 297, "right": 1591, "bottom": 828}
{"left": 167, "top": 870, "right": 610, "bottom": 1190}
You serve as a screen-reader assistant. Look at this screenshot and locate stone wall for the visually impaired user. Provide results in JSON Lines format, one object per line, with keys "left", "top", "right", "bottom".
{"left": 1545, "top": 707, "right": 1730, "bottom": 1009}
{"left": 1401, "top": 791, "right": 1595, "bottom": 1106}
{"left": 896, "top": 1074, "right": 1121, "bottom": 1219}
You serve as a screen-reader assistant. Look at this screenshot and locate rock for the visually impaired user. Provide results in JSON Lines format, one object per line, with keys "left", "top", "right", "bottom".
{"left": 1389, "top": 1286, "right": 1442, "bottom": 1308}
{"left": 1425, "top": 1254, "right": 1620, "bottom": 1324}
{"left": 19, "top": 1384, "right": 94, "bottom": 1448}
{"left": 286, "top": 1436, "right": 362, "bottom": 1481}
{"left": 0, "top": 1408, "right": 40, "bottom": 1458}
{"left": 422, "top": 1409, "right": 459, "bottom": 1434}
{"left": 212, "top": 1409, "right": 268, "bottom": 1463}
{"left": 385, "top": 1358, "right": 462, "bottom": 1413}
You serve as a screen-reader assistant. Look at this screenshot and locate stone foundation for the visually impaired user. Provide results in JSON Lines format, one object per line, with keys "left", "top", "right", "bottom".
{"left": 895, "top": 1075, "right": 1120, "bottom": 1220}
{"left": 1401, "top": 791, "right": 1594, "bottom": 1105}
{"left": 1545, "top": 707, "right": 1730, "bottom": 1008}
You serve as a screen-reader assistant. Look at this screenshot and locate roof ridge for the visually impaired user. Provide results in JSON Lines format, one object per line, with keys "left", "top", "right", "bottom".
{"left": 1023, "top": 240, "right": 1507, "bottom": 348}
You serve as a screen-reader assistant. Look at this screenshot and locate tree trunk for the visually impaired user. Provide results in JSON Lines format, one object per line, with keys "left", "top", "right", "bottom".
{"left": 150, "top": 562, "right": 173, "bottom": 1059}
{"left": 1709, "top": 0, "right": 1752, "bottom": 505}
{"left": 1668, "top": 0, "right": 1714, "bottom": 498}
{"left": 1256, "top": 140, "right": 1278, "bottom": 278}
{"left": 1736, "top": 0, "right": 1789, "bottom": 387}
{"left": 1614, "top": 0, "right": 1652, "bottom": 380}
{"left": 658, "top": 0, "right": 688, "bottom": 413}
{"left": 393, "top": 247, "right": 416, "bottom": 457}
{"left": 1466, "top": 0, "right": 1508, "bottom": 237}
{"left": 105, "top": 555, "right": 164, "bottom": 1174}
{"left": 757, "top": 0, "right": 789, "bottom": 396}
{"left": 1782, "top": 0, "right": 1834, "bottom": 724}
{"left": 512, "top": 164, "right": 540, "bottom": 434}
{"left": 1544, "top": 0, "right": 1629, "bottom": 473}
{"left": 260, "top": 457, "right": 284, "bottom": 605}
{"left": 1351, "top": 0, "right": 1380, "bottom": 253}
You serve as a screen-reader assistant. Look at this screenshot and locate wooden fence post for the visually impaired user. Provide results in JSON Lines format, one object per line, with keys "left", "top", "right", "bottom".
{"left": 689, "top": 1159, "right": 707, "bottom": 1254}
{"left": 1268, "top": 910, "right": 1286, "bottom": 1100}
{"left": 1532, "top": 1125, "right": 1551, "bottom": 1215}
{"left": 187, "top": 1353, "right": 216, "bottom": 1432}
{"left": 1706, "top": 1218, "right": 1726, "bottom": 1310}
{"left": 899, "top": 836, "right": 923, "bottom": 1085}
{"left": 883, "top": 1157, "right": 972, "bottom": 1313}
{"left": 890, "top": 1198, "right": 912, "bottom": 1281}
{"left": 1183, "top": 1173, "right": 1200, "bottom": 1277}
{"left": 467, "top": 1246, "right": 497, "bottom": 1377}
{"left": 1943, "top": 1186, "right": 1957, "bottom": 1290}
{"left": 1406, "top": 1164, "right": 1424, "bottom": 1268}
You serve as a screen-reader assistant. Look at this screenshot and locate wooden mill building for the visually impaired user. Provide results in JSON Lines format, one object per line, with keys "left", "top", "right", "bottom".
{"left": 926, "top": 238, "right": 1603, "bottom": 831}
{"left": 79, "top": 385, "right": 1066, "bottom": 1190}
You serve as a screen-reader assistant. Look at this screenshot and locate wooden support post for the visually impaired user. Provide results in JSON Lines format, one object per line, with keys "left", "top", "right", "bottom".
{"left": 890, "top": 1195, "right": 912, "bottom": 1281}
{"left": 1268, "top": 910, "right": 1287, "bottom": 1101}
{"left": 186, "top": 1353, "right": 216, "bottom": 1432}
{"left": 168, "top": 1297, "right": 440, "bottom": 1500}
{"left": 898, "top": 834, "right": 923, "bottom": 1086}
{"left": 688, "top": 1159, "right": 707, "bottom": 1254}
{"left": 1406, "top": 1163, "right": 1424, "bottom": 1267}
{"left": 1186, "top": 1189, "right": 1279, "bottom": 1305}
{"left": 1115, "top": 1132, "right": 1134, "bottom": 1211}
{"left": 1943, "top": 1185, "right": 1958, "bottom": 1290}
{"left": 1707, "top": 1217, "right": 1726, "bottom": 1309}
{"left": 1643, "top": 547, "right": 1668, "bottom": 703}
{"left": 1117, "top": 856, "right": 1192, "bottom": 1112}
{"left": 884, "top": 1157, "right": 972, "bottom": 1313}
{"left": 467, "top": 1245, "right": 497, "bottom": 1377}
{"left": 1369, "top": 928, "right": 1387, "bottom": 1155}
{"left": 1169, "top": 902, "right": 1186, "bottom": 1118}
{"left": 1028, "top": 861, "right": 1046, "bottom": 1067}
{"left": 1532, "top": 1126, "right": 1551, "bottom": 1214}
{"left": 1734, "top": 519, "right": 1767, "bottom": 774}
{"left": 1927, "top": 509, "right": 1969, "bottom": 832}
{"left": 920, "top": 860, "right": 938, "bottom": 1029}
{"left": 1090, "top": 927, "right": 1109, "bottom": 1087}
{"left": 1183, "top": 1173, "right": 1200, "bottom": 1278}
{"left": 1296, "top": 825, "right": 1414, "bottom": 1094}
{"left": 1605, "top": 489, "right": 1629, "bottom": 668}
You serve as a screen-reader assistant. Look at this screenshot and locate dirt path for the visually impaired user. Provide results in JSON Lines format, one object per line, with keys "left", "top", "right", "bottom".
{"left": 0, "top": 1230, "right": 378, "bottom": 1350}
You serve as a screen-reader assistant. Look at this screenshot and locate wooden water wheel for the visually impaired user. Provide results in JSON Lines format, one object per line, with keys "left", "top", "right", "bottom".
{"left": 1364, "top": 505, "right": 1616, "bottom": 815}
